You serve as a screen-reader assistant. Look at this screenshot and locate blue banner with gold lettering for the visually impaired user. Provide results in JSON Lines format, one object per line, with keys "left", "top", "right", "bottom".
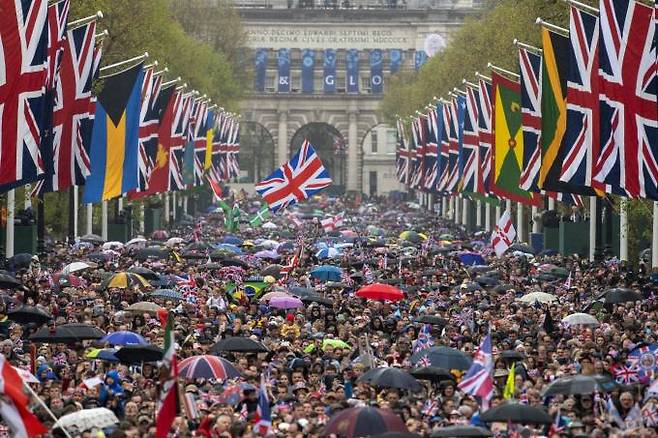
{"left": 301, "top": 49, "right": 315, "bottom": 93}
{"left": 390, "top": 49, "right": 402, "bottom": 74}
{"left": 254, "top": 48, "right": 268, "bottom": 92}
{"left": 346, "top": 49, "right": 359, "bottom": 93}
{"left": 277, "top": 48, "right": 291, "bottom": 93}
{"left": 323, "top": 49, "right": 336, "bottom": 93}
{"left": 369, "top": 49, "right": 383, "bottom": 93}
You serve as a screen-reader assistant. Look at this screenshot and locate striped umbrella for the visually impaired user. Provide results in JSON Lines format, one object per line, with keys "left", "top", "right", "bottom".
{"left": 178, "top": 355, "right": 241, "bottom": 380}
{"left": 100, "top": 272, "right": 150, "bottom": 290}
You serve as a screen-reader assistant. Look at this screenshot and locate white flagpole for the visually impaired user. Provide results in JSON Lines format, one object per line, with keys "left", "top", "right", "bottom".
{"left": 117, "top": 197, "right": 123, "bottom": 213}
{"left": 531, "top": 205, "right": 539, "bottom": 233}
{"left": 485, "top": 202, "right": 492, "bottom": 232}
{"left": 589, "top": 196, "right": 597, "bottom": 262}
{"left": 653, "top": 201, "right": 658, "bottom": 268}
{"left": 454, "top": 196, "right": 461, "bottom": 224}
{"left": 5, "top": 190, "right": 15, "bottom": 258}
{"left": 516, "top": 202, "right": 524, "bottom": 242}
{"left": 101, "top": 200, "right": 108, "bottom": 241}
{"left": 620, "top": 198, "right": 628, "bottom": 262}
{"left": 476, "top": 200, "right": 482, "bottom": 228}
{"left": 183, "top": 195, "right": 188, "bottom": 215}
{"left": 548, "top": 197, "right": 556, "bottom": 210}
{"left": 86, "top": 203, "right": 93, "bottom": 235}
{"left": 505, "top": 199, "right": 512, "bottom": 214}
{"left": 462, "top": 198, "right": 468, "bottom": 226}
{"left": 172, "top": 192, "right": 177, "bottom": 222}
{"left": 73, "top": 186, "right": 79, "bottom": 239}
{"left": 164, "top": 193, "right": 170, "bottom": 225}
{"left": 442, "top": 196, "right": 448, "bottom": 218}
{"left": 139, "top": 203, "right": 145, "bottom": 234}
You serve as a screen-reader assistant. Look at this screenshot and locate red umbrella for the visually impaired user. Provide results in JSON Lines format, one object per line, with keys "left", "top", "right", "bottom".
{"left": 356, "top": 283, "right": 404, "bottom": 302}
{"left": 323, "top": 407, "right": 408, "bottom": 438}
{"left": 179, "top": 355, "right": 240, "bottom": 380}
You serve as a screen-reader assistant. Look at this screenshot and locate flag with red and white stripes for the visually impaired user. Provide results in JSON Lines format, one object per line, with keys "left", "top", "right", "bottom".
{"left": 491, "top": 210, "right": 516, "bottom": 257}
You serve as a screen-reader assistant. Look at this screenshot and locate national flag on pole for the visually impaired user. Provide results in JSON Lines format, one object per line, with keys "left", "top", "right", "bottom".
{"left": 136, "top": 67, "right": 162, "bottom": 192}
{"left": 458, "top": 332, "right": 494, "bottom": 403}
{"left": 396, "top": 119, "right": 411, "bottom": 184}
{"left": 0, "top": 354, "right": 47, "bottom": 437}
{"left": 256, "top": 140, "right": 332, "bottom": 213}
{"left": 169, "top": 92, "right": 193, "bottom": 191}
{"left": 491, "top": 71, "right": 542, "bottom": 206}
{"left": 437, "top": 102, "right": 451, "bottom": 193}
{"left": 459, "top": 86, "right": 481, "bottom": 193}
{"left": 320, "top": 212, "right": 344, "bottom": 231}
{"left": 593, "top": 0, "right": 658, "bottom": 199}
{"left": 253, "top": 372, "right": 272, "bottom": 436}
{"left": 0, "top": 0, "right": 49, "bottom": 190}
{"left": 444, "top": 97, "right": 464, "bottom": 193}
{"left": 156, "top": 310, "right": 179, "bottom": 438}
{"left": 477, "top": 79, "right": 494, "bottom": 195}
{"left": 518, "top": 47, "right": 542, "bottom": 193}
{"left": 409, "top": 117, "right": 425, "bottom": 189}
{"left": 250, "top": 206, "right": 271, "bottom": 228}
{"left": 491, "top": 209, "right": 516, "bottom": 257}
{"left": 422, "top": 112, "right": 439, "bottom": 191}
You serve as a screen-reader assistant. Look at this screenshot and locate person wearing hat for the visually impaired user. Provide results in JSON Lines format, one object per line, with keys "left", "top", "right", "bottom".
{"left": 281, "top": 313, "right": 300, "bottom": 339}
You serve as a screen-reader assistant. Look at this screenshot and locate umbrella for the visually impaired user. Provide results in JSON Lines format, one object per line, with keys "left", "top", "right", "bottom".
{"left": 468, "top": 265, "right": 492, "bottom": 274}
{"left": 85, "top": 348, "right": 119, "bottom": 362}
{"left": 459, "top": 252, "right": 486, "bottom": 266}
{"left": 322, "top": 339, "right": 350, "bottom": 350}
{"left": 399, "top": 231, "right": 424, "bottom": 243}
{"left": 165, "top": 237, "right": 185, "bottom": 247}
{"left": 100, "top": 272, "right": 150, "bottom": 290}
{"left": 102, "top": 241, "right": 124, "bottom": 250}
{"left": 372, "top": 433, "right": 421, "bottom": 438}
{"left": 507, "top": 243, "right": 536, "bottom": 255}
{"left": 126, "top": 237, "right": 147, "bottom": 247}
{"left": 518, "top": 292, "right": 558, "bottom": 305}
{"left": 127, "top": 267, "right": 159, "bottom": 281}
{"left": 431, "top": 426, "right": 492, "bottom": 437}
{"left": 479, "top": 403, "right": 552, "bottom": 424}
{"left": 562, "top": 312, "right": 599, "bottom": 327}
{"left": 261, "top": 264, "right": 283, "bottom": 279}
{"left": 134, "top": 247, "right": 172, "bottom": 261}
{"left": 541, "top": 374, "right": 617, "bottom": 396}
{"left": 414, "top": 315, "right": 448, "bottom": 326}
{"left": 0, "top": 274, "right": 22, "bottom": 289}
{"left": 357, "top": 367, "right": 423, "bottom": 392}
{"left": 356, "top": 283, "right": 404, "bottom": 302}
{"left": 8, "top": 305, "right": 52, "bottom": 325}
{"left": 410, "top": 347, "right": 472, "bottom": 371}
{"left": 259, "top": 291, "right": 291, "bottom": 303}
{"left": 211, "top": 337, "right": 268, "bottom": 353}
{"left": 185, "top": 242, "right": 214, "bottom": 252}
{"left": 55, "top": 408, "right": 119, "bottom": 432}
{"left": 600, "top": 288, "right": 643, "bottom": 304}
{"left": 301, "top": 293, "right": 333, "bottom": 307}
{"left": 289, "top": 287, "right": 315, "bottom": 297}
{"left": 178, "top": 355, "right": 241, "bottom": 380}
{"left": 80, "top": 233, "right": 104, "bottom": 243}
{"left": 310, "top": 265, "right": 342, "bottom": 282}
{"left": 126, "top": 301, "right": 163, "bottom": 314}
{"left": 217, "top": 257, "right": 249, "bottom": 268}
{"left": 52, "top": 273, "right": 83, "bottom": 287}
{"left": 114, "top": 344, "right": 163, "bottom": 364}
{"left": 30, "top": 323, "right": 105, "bottom": 343}
{"left": 262, "top": 221, "right": 277, "bottom": 229}
{"left": 499, "top": 351, "right": 525, "bottom": 362}
{"left": 269, "top": 296, "right": 304, "bottom": 309}
{"left": 323, "top": 407, "right": 408, "bottom": 438}
{"left": 410, "top": 367, "right": 455, "bottom": 383}
{"left": 150, "top": 289, "right": 184, "bottom": 301}
{"left": 62, "top": 261, "right": 97, "bottom": 275}
{"left": 152, "top": 230, "right": 169, "bottom": 240}
{"left": 474, "top": 276, "right": 499, "bottom": 287}
{"left": 255, "top": 250, "right": 279, "bottom": 260}
{"left": 221, "top": 235, "right": 243, "bottom": 245}
{"left": 99, "top": 331, "right": 147, "bottom": 346}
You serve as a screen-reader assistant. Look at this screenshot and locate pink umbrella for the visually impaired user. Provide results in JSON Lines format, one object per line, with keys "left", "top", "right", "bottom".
{"left": 254, "top": 250, "right": 280, "bottom": 260}
{"left": 269, "top": 296, "right": 304, "bottom": 309}
{"left": 179, "top": 355, "right": 240, "bottom": 380}
{"left": 259, "top": 291, "right": 291, "bottom": 303}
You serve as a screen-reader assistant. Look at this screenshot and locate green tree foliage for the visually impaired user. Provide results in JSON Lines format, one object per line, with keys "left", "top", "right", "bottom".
{"left": 69, "top": 0, "right": 243, "bottom": 110}
{"left": 380, "top": 0, "right": 597, "bottom": 123}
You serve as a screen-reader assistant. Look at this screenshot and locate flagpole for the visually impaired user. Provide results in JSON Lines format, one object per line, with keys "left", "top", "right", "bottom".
{"left": 86, "top": 203, "right": 93, "bottom": 235}
{"left": 101, "top": 200, "right": 108, "bottom": 241}
{"left": 164, "top": 193, "right": 170, "bottom": 226}
{"left": 485, "top": 203, "right": 492, "bottom": 232}
{"left": 476, "top": 200, "right": 482, "bottom": 229}
{"left": 531, "top": 206, "right": 540, "bottom": 233}
{"left": 517, "top": 202, "right": 524, "bottom": 242}
{"left": 68, "top": 11, "right": 103, "bottom": 30}
{"left": 454, "top": 196, "right": 460, "bottom": 225}
{"left": 620, "top": 199, "right": 628, "bottom": 262}
{"left": 172, "top": 192, "right": 177, "bottom": 223}
{"left": 548, "top": 197, "right": 556, "bottom": 210}
{"left": 183, "top": 196, "right": 188, "bottom": 215}
{"left": 462, "top": 197, "right": 468, "bottom": 226}
{"left": 99, "top": 52, "right": 149, "bottom": 74}
{"left": 653, "top": 201, "right": 658, "bottom": 268}
{"left": 139, "top": 203, "right": 145, "bottom": 234}
{"left": 495, "top": 203, "right": 501, "bottom": 224}
{"left": 23, "top": 381, "right": 73, "bottom": 438}
{"left": 505, "top": 199, "right": 512, "bottom": 214}
{"left": 73, "top": 186, "right": 79, "bottom": 240}
{"left": 5, "top": 190, "right": 15, "bottom": 258}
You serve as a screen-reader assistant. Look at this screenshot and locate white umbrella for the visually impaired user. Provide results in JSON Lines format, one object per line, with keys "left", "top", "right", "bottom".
{"left": 262, "top": 221, "right": 278, "bottom": 230}
{"left": 62, "top": 261, "right": 97, "bottom": 275}
{"left": 562, "top": 313, "right": 599, "bottom": 327}
{"left": 165, "top": 237, "right": 185, "bottom": 247}
{"left": 126, "top": 237, "right": 147, "bottom": 247}
{"left": 55, "top": 408, "right": 119, "bottom": 432}
{"left": 257, "top": 239, "right": 279, "bottom": 249}
{"left": 102, "top": 241, "right": 124, "bottom": 250}
{"left": 518, "top": 292, "right": 558, "bottom": 304}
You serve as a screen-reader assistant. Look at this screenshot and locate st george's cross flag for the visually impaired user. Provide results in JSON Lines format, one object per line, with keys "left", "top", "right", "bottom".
{"left": 321, "top": 212, "right": 344, "bottom": 231}
{"left": 0, "top": 354, "right": 47, "bottom": 437}
{"left": 256, "top": 140, "right": 332, "bottom": 213}
{"left": 491, "top": 210, "right": 516, "bottom": 257}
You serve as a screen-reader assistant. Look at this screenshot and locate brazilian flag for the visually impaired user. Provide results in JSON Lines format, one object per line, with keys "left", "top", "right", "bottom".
{"left": 491, "top": 72, "right": 541, "bottom": 206}
{"left": 83, "top": 63, "right": 144, "bottom": 203}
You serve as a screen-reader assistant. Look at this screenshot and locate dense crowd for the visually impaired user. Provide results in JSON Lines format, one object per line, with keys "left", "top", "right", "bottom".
{"left": 2, "top": 193, "right": 658, "bottom": 438}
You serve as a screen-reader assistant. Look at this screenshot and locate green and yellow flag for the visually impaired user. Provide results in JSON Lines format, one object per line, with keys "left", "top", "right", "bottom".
{"left": 249, "top": 206, "right": 270, "bottom": 227}
{"left": 491, "top": 72, "right": 542, "bottom": 206}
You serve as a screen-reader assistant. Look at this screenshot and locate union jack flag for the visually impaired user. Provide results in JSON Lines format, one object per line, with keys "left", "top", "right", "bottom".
{"left": 169, "top": 91, "right": 193, "bottom": 191}
{"left": 458, "top": 332, "right": 494, "bottom": 403}
{"left": 136, "top": 67, "right": 162, "bottom": 191}
{"left": 412, "top": 324, "right": 434, "bottom": 353}
{"left": 518, "top": 48, "right": 542, "bottom": 192}
{"left": 593, "top": 0, "right": 658, "bottom": 199}
{"left": 416, "top": 354, "right": 431, "bottom": 368}
{"left": 0, "top": 0, "right": 49, "bottom": 189}
{"left": 459, "top": 86, "right": 480, "bottom": 193}
{"left": 253, "top": 372, "right": 272, "bottom": 436}
{"left": 224, "top": 118, "right": 240, "bottom": 180}
{"left": 560, "top": 6, "right": 600, "bottom": 190}
{"left": 612, "top": 363, "right": 640, "bottom": 385}
{"left": 409, "top": 117, "right": 425, "bottom": 189}
{"left": 256, "top": 140, "right": 332, "bottom": 213}
{"left": 444, "top": 96, "right": 465, "bottom": 193}
{"left": 422, "top": 111, "right": 439, "bottom": 191}
{"left": 38, "top": 20, "right": 97, "bottom": 193}
{"left": 477, "top": 79, "right": 494, "bottom": 195}
{"left": 395, "top": 119, "right": 411, "bottom": 184}
{"left": 436, "top": 102, "right": 451, "bottom": 192}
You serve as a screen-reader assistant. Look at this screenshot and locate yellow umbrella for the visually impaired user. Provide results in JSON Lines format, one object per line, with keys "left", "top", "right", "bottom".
{"left": 101, "top": 272, "right": 150, "bottom": 290}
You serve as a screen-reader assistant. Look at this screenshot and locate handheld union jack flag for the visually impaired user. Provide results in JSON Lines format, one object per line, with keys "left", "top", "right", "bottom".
{"left": 256, "top": 140, "right": 332, "bottom": 213}
{"left": 253, "top": 371, "right": 272, "bottom": 436}
{"left": 458, "top": 332, "right": 494, "bottom": 404}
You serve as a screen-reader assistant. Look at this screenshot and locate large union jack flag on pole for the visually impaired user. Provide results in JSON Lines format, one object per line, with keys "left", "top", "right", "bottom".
{"left": 477, "top": 79, "right": 494, "bottom": 195}
{"left": 395, "top": 118, "right": 411, "bottom": 185}
{"left": 460, "top": 86, "right": 481, "bottom": 193}
{"left": 0, "top": 0, "right": 49, "bottom": 189}
{"left": 593, "top": 0, "right": 658, "bottom": 199}
{"left": 518, "top": 48, "right": 542, "bottom": 193}
{"left": 256, "top": 140, "right": 332, "bottom": 213}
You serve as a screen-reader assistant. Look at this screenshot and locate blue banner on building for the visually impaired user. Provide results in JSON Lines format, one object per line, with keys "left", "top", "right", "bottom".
{"left": 323, "top": 49, "right": 336, "bottom": 93}
{"left": 369, "top": 49, "right": 383, "bottom": 93}
{"left": 346, "top": 49, "right": 359, "bottom": 93}
{"left": 254, "top": 48, "right": 268, "bottom": 92}
{"left": 389, "top": 49, "right": 402, "bottom": 74}
{"left": 277, "top": 48, "right": 291, "bottom": 93}
{"left": 414, "top": 50, "right": 428, "bottom": 70}
{"left": 301, "top": 49, "right": 315, "bottom": 93}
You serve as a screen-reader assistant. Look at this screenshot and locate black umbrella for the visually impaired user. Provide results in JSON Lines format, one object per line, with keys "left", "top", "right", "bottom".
{"left": 289, "top": 287, "right": 315, "bottom": 297}
{"left": 8, "top": 305, "right": 52, "bottom": 325}
{"left": 600, "top": 288, "right": 643, "bottom": 304}
{"left": 474, "top": 276, "right": 499, "bottom": 287}
{"left": 479, "top": 403, "right": 552, "bottom": 424}
{"left": 80, "top": 233, "right": 104, "bottom": 243}
{"left": 541, "top": 374, "right": 617, "bottom": 397}
{"left": 357, "top": 367, "right": 423, "bottom": 392}
{"left": 7, "top": 253, "right": 34, "bottom": 270}
{"left": 211, "top": 337, "right": 269, "bottom": 353}
{"left": 261, "top": 264, "right": 283, "bottom": 279}
{"left": 431, "top": 425, "right": 492, "bottom": 437}
{"left": 492, "top": 284, "right": 515, "bottom": 294}
{"left": 114, "top": 344, "right": 163, "bottom": 364}
{"left": 507, "top": 243, "right": 536, "bottom": 255}
{"left": 0, "top": 274, "right": 22, "bottom": 289}
{"left": 30, "top": 323, "right": 105, "bottom": 343}
{"left": 499, "top": 350, "right": 525, "bottom": 362}
{"left": 414, "top": 315, "right": 448, "bottom": 326}
{"left": 410, "top": 367, "right": 455, "bottom": 383}
{"left": 181, "top": 251, "right": 207, "bottom": 260}
{"left": 372, "top": 433, "right": 421, "bottom": 438}
{"left": 536, "top": 273, "right": 559, "bottom": 282}
{"left": 300, "top": 294, "right": 333, "bottom": 307}
{"left": 127, "top": 267, "right": 160, "bottom": 281}
{"left": 410, "top": 347, "right": 472, "bottom": 371}
{"left": 218, "top": 258, "right": 249, "bottom": 269}
{"left": 185, "top": 242, "right": 213, "bottom": 251}
{"left": 134, "top": 248, "right": 171, "bottom": 261}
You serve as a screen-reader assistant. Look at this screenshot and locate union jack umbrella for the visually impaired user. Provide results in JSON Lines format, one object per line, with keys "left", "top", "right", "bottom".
{"left": 593, "top": 0, "right": 658, "bottom": 199}
{"left": 256, "top": 140, "right": 332, "bottom": 213}
{"left": 178, "top": 355, "right": 240, "bottom": 381}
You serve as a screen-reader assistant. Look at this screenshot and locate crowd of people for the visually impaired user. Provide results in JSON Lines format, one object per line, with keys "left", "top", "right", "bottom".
{"left": 2, "top": 193, "right": 658, "bottom": 437}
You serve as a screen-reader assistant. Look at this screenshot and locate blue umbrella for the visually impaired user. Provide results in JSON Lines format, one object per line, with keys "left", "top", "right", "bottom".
{"left": 310, "top": 265, "right": 343, "bottom": 282}
{"left": 99, "top": 331, "right": 147, "bottom": 346}
{"left": 215, "top": 244, "right": 242, "bottom": 254}
{"left": 221, "top": 235, "right": 243, "bottom": 246}
{"left": 316, "top": 247, "right": 342, "bottom": 259}
{"left": 459, "top": 252, "right": 486, "bottom": 266}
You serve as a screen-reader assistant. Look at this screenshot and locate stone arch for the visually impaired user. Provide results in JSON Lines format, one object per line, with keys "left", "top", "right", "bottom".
{"left": 290, "top": 122, "right": 346, "bottom": 194}
{"left": 238, "top": 121, "right": 276, "bottom": 183}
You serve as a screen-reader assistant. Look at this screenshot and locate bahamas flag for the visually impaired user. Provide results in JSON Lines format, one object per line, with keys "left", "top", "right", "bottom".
{"left": 491, "top": 71, "right": 541, "bottom": 207}
{"left": 83, "top": 63, "right": 144, "bottom": 203}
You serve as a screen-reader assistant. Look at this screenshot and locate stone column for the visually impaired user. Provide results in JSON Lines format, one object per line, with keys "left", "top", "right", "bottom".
{"left": 347, "top": 110, "right": 359, "bottom": 192}
{"left": 277, "top": 111, "right": 288, "bottom": 165}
